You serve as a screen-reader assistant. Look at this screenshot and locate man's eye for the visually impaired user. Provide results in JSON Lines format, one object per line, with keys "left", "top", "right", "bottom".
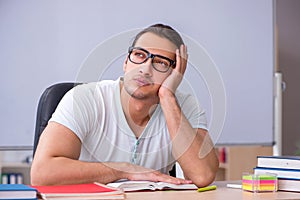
{"left": 155, "top": 59, "right": 169, "bottom": 67}
{"left": 134, "top": 52, "right": 146, "bottom": 58}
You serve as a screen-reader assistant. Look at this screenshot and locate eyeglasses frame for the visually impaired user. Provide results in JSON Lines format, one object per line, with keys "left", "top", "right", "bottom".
{"left": 128, "top": 46, "right": 176, "bottom": 73}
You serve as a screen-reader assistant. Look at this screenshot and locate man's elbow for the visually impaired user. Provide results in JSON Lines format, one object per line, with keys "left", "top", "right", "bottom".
{"left": 31, "top": 170, "right": 41, "bottom": 186}
{"left": 30, "top": 172, "right": 41, "bottom": 186}
{"left": 193, "top": 162, "right": 219, "bottom": 187}
{"left": 31, "top": 166, "right": 44, "bottom": 186}
{"left": 192, "top": 170, "right": 217, "bottom": 188}
{"left": 30, "top": 162, "right": 51, "bottom": 186}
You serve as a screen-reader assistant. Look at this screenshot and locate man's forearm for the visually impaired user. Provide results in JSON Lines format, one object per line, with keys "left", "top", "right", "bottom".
{"left": 31, "top": 157, "right": 124, "bottom": 185}
{"left": 31, "top": 157, "right": 191, "bottom": 186}
{"left": 159, "top": 92, "right": 219, "bottom": 187}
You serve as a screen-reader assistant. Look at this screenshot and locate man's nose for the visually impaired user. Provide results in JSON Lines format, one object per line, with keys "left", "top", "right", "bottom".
{"left": 139, "top": 58, "right": 153, "bottom": 76}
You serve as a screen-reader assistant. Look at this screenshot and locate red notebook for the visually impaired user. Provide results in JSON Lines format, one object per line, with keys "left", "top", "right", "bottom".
{"left": 31, "top": 182, "right": 124, "bottom": 199}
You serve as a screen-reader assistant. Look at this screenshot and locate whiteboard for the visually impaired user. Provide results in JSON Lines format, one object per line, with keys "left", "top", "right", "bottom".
{"left": 0, "top": 0, "right": 274, "bottom": 149}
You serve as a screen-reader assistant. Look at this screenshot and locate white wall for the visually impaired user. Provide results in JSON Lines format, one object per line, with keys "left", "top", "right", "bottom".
{"left": 0, "top": 0, "right": 274, "bottom": 151}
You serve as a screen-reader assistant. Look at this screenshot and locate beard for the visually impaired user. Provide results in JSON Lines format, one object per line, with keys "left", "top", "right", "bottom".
{"left": 123, "top": 81, "right": 154, "bottom": 99}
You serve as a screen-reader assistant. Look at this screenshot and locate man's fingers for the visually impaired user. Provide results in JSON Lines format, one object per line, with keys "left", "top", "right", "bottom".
{"left": 179, "top": 45, "right": 188, "bottom": 74}
{"left": 126, "top": 166, "right": 192, "bottom": 185}
{"left": 152, "top": 172, "right": 192, "bottom": 185}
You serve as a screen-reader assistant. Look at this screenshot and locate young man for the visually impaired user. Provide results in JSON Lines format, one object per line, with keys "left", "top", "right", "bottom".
{"left": 31, "top": 24, "right": 219, "bottom": 187}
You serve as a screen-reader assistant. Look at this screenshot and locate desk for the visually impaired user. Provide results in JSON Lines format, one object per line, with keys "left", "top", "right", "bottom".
{"left": 125, "top": 181, "right": 300, "bottom": 200}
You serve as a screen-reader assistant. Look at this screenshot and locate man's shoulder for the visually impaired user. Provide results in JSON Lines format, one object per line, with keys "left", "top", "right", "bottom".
{"left": 175, "top": 90, "right": 202, "bottom": 108}
{"left": 96, "top": 79, "right": 119, "bottom": 87}
{"left": 175, "top": 90, "right": 194, "bottom": 102}
{"left": 74, "top": 79, "right": 119, "bottom": 91}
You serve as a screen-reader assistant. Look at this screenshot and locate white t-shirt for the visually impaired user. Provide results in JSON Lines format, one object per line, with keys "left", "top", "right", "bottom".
{"left": 50, "top": 77, "right": 207, "bottom": 174}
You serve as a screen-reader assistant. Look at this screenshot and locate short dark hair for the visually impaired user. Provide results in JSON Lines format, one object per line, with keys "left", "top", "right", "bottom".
{"left": 131, "top": 23, "right": 184, "bottom": 49}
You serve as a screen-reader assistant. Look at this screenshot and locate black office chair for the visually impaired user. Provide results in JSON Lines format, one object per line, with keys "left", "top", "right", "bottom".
{"left": 32, "top": 82, "right": 176, "bottom": 176}
{"left": 33, "top": 82, "right": 80, "bottom": 157}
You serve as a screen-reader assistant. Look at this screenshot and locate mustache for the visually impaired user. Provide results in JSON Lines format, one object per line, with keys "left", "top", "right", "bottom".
{"left": 133, "top": 75, "right": 154, "bottom": 85}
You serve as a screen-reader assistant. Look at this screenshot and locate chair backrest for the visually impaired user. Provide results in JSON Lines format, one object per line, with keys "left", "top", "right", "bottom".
{"left": 33, "top": 82, "right": 79, "bottom": 157}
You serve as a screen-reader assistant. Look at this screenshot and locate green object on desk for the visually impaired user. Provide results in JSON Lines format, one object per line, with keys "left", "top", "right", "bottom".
{"left": 197, "top": 185, "right": 217, "bottom": 192}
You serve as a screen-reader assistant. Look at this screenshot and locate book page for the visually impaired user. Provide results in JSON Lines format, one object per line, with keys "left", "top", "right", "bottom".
{"left": 156, "top": 182, "right": 197, "bottom": 190}
{"left": 108, "top": 180, "right": 197, "bottom": 191}
{"left": 108, "top": 181, "right": 156, "bottom": 191}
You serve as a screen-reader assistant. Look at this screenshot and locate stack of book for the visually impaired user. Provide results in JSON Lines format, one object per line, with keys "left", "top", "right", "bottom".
{"left": 254, "top": 156, "right": 300, "bottom": 192}
{"left": 31, "top": 182, "right": 125, "bottom": 199}
{"left": 0, "top": 182, "right": 125, "bottom": 200}
{"left": 0, "top": 184, "right": 37, "bottom": 200}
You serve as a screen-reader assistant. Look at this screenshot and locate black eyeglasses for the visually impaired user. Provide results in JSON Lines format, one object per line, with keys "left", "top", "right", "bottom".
{"left": 128, "top": 47, "right": 176, "bottom": 73}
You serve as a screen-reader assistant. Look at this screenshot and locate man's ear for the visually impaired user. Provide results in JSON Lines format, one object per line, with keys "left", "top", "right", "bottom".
{"left": 123, "top": 56, "right": 128, "bottom": 71}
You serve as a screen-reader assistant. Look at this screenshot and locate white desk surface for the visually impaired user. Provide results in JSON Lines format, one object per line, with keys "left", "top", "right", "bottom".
{"left": 125, "top": 181, "right": 300, "bottom": 200}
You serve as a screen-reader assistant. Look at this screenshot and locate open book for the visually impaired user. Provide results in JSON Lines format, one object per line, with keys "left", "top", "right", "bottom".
{"left": 107, "top": 180, "right": 197, "bottom": 192}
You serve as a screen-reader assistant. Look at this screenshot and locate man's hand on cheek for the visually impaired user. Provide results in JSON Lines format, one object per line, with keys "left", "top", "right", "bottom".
{"left": 158, "top": 45, "right": 188, "bottom": 98}
{"left": 159, "top": 70, "right": 183, "bottom": 97}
